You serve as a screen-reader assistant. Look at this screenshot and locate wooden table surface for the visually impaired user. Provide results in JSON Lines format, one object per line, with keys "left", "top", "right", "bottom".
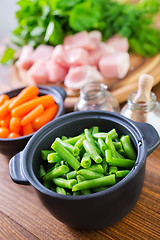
{"left": 0, "top": 50, "right": 160, "bottom": 239}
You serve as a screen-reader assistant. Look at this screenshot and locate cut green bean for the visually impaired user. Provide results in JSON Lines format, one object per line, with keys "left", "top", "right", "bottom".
{"left": 105, "top": 149, "right": 112, "bottom": 161}
{"left": 72, "top": 175, "right": 115, "bottom": 191}
{"left": 107, "top": 157, "right": 135, "bottom": 169}
{"left": 92, "top": 126, "right": 99, "bottom": 134}
{"left": 109, "top": 166, "right": 118, "bottom": 175}
{"left": 53, "top": 178, "right": 77, "bottom": 189}
{"left": 64, "top": 134, "right": 84, "bottom": 145}
{"left": 47, "top": 152, "right": 62, "bottom": 163}
{"left": 43, "top": 165, "right": 70, "bottom": 181}
{"left": 81, "top": 153, "right": 91, "bottom": 168}
{"left": 77, "top": 169, "right": 104, "bottom": 180}
{"left": 51, "top": 140, "right": 81, "bottom": 170}
{"left": 66, "top": 170, "right": 77, "bottom": 180}
{"left": 83, "top": 139, "right": 102, "bottom": 163}
{"left": 120, "top": 135, "right": 137, "bottom": 160}
{"left": 84, "top": 128, "right": 101, "bottom": 154}
{"left": 56, "top": 186, "right": 67, "bottom": 195}
{"left": 98, "top": 138, "right": 108, "bottom": 151}
{"left": 116, "top": 170, "right": 130, "bottom": 178}
{"left": 74, "top": 135, "right": 86, "bottom": 149}
{"left": 102, "top": 159, "right": 108, "bottom": 174}
{"left": 77, "top": 175, "right": 91, "bottom": 195}
{"left": 41, "top": 150, "right": 54, "bottom": 160}
{"left": 88, "top": 164, "right": 104, "bottom": 173}
{"left": 105, "top": 135, "right": 117, "bottom": 157}
{"left": 39, "top": 164, "right": 46, "bottom": 178}
{"left": 55, "top": 137, "right": 79, "bottom": 156}
{"left": 93, "top": 128, "right": 118, "bottom": 140}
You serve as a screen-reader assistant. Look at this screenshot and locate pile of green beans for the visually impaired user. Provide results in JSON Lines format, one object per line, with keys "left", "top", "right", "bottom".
{"left": 39, "top": 126, "right": 137, "bottom": 196}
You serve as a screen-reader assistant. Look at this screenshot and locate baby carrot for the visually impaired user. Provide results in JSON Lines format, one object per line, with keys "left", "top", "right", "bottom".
{"left": 9, "top": 85, "right": 39, "bottom": 110}
{"left": 8, "top": 132, "right": 21, "bottom": 138}
{"left": 32, "top": 104, "right": 58, "bottom": 130}
{"left": 0, "top": 127, "right": 9, "bottom": 138}
{"left": 22, "top": 122, "right": 34, "bottom": 136}
{"left": 9, "top": 117, "right": 21, "bottom": 134}
{"left": 0, "top": 114, "right": 11, "bottom": 128}
{"left": 21, "top": 104, "right": 44, "bottom": 126}
{"left": 11, "top": 95, "right": 55, "bottom": 118}
{"left": 0, "top": 94, "right": 9, "bottom": 106}
{"left": 0, "top": 100, "right": 10, "bottom": 119}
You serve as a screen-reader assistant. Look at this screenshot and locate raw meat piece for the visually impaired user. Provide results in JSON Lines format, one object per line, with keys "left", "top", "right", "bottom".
{"left": 51, "top": 45, "right": 68, "bottom": 68}
{"left": 106, "top": 35, "right": 129, "bottom": 52}
{"left": 31, "top": 44, "right": 54, "bottom": 62}
{"left": 64, "top": 31, "right": 97, "bottom": 50}
{"left": 27, "top": 59, "right": 49, "bottom": 84}
{"left": 46, "top": 59, "right": 68, "bottom": 83}
{"left": 98, "top": 52, "right": 130, "bottom": 79}
{"left": 15, "top": 45, "right": 34, "bottom": 70}
{"left": 64, "top": 65, "right": 104, "bottom": 89}
{"left": 88, "top": 30, "right": 102, "bottom": 43}
{"left": 88, "top": 42, "right": 115, "bottom": 66}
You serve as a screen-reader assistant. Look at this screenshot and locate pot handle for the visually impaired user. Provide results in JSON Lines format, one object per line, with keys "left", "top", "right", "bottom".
{"left": 9, "top": 151, "right": 30, "bottom": 185}
{"left": 51, "top": 85, "right": 67, "bottom": 101}
{"left": 134, "top": 121, "right": 160, "bottom": 156}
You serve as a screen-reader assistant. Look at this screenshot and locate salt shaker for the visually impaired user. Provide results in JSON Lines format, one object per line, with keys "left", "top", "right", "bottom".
{"left": 74, "top": 82, "right": 119, "bottom": 112}
{"left": 120, "top": 74, "right": 160, "bottom": 135}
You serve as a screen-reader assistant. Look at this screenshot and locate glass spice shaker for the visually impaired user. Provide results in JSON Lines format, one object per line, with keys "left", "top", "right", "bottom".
{"left": 120, "top": 74, "right": 160, "bottom": 136}
{"left": 74, "top": 82, "right": 120, "bottom": 112}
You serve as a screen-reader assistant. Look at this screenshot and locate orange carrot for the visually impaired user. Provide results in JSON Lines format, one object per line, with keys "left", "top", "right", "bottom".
{"left": 9, "top": 117, "right": 21, "bottom": 134}
{"left": 11, "top": 95, "right": 55, "bottom": 118}
{"left": 0, "top": 127, "right": 9, "bottom": 138}
{"left": 8, "top": 132, "right": 21, "bottom": 138}
{"left": 0, "top": 114, "right": 11, "bottom": 128}
{"left": 21, "top": 104, "right": 44, "bottom": 126}
{"left": 22, "top": 122, "right": 34, "bottom": 136}
{"left": 0, "top": 100, "right": 10, "bottom": 119}
{"left": 9, "top": 85, "right": 39, "bottom": 110}
{"left": 0, "top": 94, "right": 9, "bottom": 106}
{"left": 32, "top": 104, "right": 58, "bottom": 130}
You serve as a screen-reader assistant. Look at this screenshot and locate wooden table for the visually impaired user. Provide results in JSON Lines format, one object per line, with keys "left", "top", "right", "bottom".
{"left": 0, "top": 59, "right": 160, "bottom": 240}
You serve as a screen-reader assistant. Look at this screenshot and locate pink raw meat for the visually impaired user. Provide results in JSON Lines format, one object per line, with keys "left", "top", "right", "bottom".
{"left": 64, "top": 65, "right": 103, "bottom": 89}
{"left": 64, "top": 31, "right": 98, "bottom": 51}
{"left": 31, "top": 44, "right": 54, "bottom": 62}
{"left": 46, "top": 59, "right": 68, "bottom": 83}
{"left": 106, "top": 35, "right": 129, "bottom": 52}
{"left": 88, "top": 42, "right": 115, "bottom": 66}
{"left": 27, "top": 59, "right": 49, "bottom": 84}
{"left": 52, "top": 45, "right": 89, "bottom": 68}
{"left": 98, "top": 52, "right": 130, "bottom": 79}
{"left": 15, "top": 45, "right": 34, "bottom": 70}
{"left": 88, "top": 30, "right": 102, "bottom": 43}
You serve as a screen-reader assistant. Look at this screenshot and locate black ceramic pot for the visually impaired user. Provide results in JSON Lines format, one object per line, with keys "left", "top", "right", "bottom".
{"left": 0, "top": 85, "right": 66, "bottom": 158}
{"left": 9, "top": 111, "right": 160, "bottom": 229}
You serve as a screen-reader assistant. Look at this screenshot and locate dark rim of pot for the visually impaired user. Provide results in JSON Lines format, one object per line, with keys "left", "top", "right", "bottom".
{"left": 22, "top": 110, "right": 146, "bottom": 200}
{"left": 0, "top": 85, "right": 64, "bottom": 142}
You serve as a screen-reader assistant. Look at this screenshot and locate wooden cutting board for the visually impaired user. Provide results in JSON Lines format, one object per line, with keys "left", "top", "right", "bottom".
{"left": 9, "top": 52, "right": 160, "bottom": 111}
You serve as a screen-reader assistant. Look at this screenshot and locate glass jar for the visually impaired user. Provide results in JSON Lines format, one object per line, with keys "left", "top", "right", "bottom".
{"left": 74, "top": 82, "right": 119, "bottom": 112}
{"left": 120, "top": 91, "right": 160, "bottom": 136}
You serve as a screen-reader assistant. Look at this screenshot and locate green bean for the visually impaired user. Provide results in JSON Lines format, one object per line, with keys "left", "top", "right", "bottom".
{"left": 39, "top": 164, "right": 46, "bottom": 178}
{"left": 88, "top": 164, "right": 104, "bottom": 173}
{"left": 92, "top": 126, "right": 99, "bottom": 134}
{"left": 102, "top": 159, "right": 108, "bottom": 174}
{"left": 81, "top": 153, "right": 91, "bottom": 168}
{"left": 56, "top": 186, "right": 67, "bottom": 195}
{"left": 105, "top": 135, "right": 117, "bottom": 157}
{"left": 98, "top": 138, "right": 108, "bottom": 151}
{"left": 120, "top": 135, "right": 137, "bottom": 160}
{"left": 47, "top": 152, "right": 62, "bottom": 163}
{"left": 66, "top": 170, "right": 77, "bottom": 180}
{"left": 74, "top": 135, "right": 86, "bottom": 149}
{"left": 77, "top": 169, "right": 104, "bottom": 180}
{"left": 41, "top": 150, "right": 54, "bottom": 160}
{"left": 107, "top": 157, "right": 135, "bottom": 169}
{"left": 109, "top": 166, "right": 118, "bottom": 175}
{"left": 113, "top": 142, "right": 123, "bottom": 151}
{"left": 77, "top": 175, "right": 91, "bottom": 195}
{"left": 55, "top": 137, "right": 79, "bottom": 156}
{"left": 84, "top": 128, "right": 101, "bottom": 154}
{"left": 105, "top": 149, "right": 112, "bottom": 161}
{"left": 53, "top": 178, "right": 77, "bottom": 189}
{"left": 51, "top": 140, "right": 81, "bottom": 170}
{"left": 72, "top": 175, "right": 115, "bottom": 191}
{"left": 43, "top": 165, "right": 70, "bottom": 181}
{"left": 93, "top": 128, "right": 118, "bottom": 140}
{"left": 64, "top": 134, "right": 84, "bottom": 145}
{"left": 61, "top": 136, "right": 68, "bottom": 140}
{"left": 83, "top": 139, "right": 102, "bottom": 163}
{"left": 116, "top": 170, "right": 130, "bottom": 178}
